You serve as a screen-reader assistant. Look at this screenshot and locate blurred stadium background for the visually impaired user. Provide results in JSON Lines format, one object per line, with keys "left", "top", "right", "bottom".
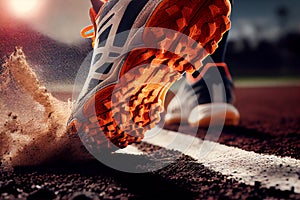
{"left": 0, "top": 0, "right": 299, "bottom": 84}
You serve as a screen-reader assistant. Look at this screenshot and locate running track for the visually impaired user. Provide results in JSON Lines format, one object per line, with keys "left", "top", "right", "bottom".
{"left": 0, "top": 86, "right": 299, "bottom": 199}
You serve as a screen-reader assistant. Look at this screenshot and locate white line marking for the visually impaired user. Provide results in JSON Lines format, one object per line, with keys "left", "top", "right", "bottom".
{"left": 141, "top": 127, "right": 300, "bottom": 193}
{"left": 114, "top": 145, "right": 144, "bottom": 155}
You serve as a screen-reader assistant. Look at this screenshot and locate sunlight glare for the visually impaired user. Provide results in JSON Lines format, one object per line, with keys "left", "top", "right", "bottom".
{"left": 8, "top": 0, "right": 41, "bottom": 18}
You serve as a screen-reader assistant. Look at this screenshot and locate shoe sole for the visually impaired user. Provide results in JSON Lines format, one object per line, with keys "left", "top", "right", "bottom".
{"left": 188, "top": 103, "right": 240, "bottom": 127}
{"left": 72, "top": 0, "right": 231, "bottom": 150}
{"left": 164, "top": 113, "right": 189, "bottom": 125}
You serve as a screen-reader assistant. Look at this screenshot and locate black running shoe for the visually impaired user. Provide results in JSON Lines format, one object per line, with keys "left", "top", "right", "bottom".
{"left": 165, "top": 62, "right": 240, "bottom": 127}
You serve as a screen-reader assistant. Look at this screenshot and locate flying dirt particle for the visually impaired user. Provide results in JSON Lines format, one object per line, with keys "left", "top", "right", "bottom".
{"left": 0, "top": 47, "right": 93, "bottom": 168}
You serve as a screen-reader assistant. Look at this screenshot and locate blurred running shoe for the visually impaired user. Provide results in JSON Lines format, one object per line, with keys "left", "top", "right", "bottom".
{"left": 165, "top": 62, "right": 240, "bottom": 127}
{"left": 68, "top": 0, "right": 232, "bottom": 150}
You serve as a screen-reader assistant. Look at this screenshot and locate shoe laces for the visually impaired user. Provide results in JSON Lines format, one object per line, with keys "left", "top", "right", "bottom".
{"left": 81, "top": 0, "right": 108, "bottom": 47}
{"left": 186, "top": 62, "right": 232, "bottom": 84}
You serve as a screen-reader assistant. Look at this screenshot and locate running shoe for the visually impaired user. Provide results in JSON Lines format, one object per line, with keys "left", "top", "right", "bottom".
{"left": 68, "top": 0, "right": 232, "bottom": 151}
{"left": 165, "top": 62, "right": 240, "bottom": 127}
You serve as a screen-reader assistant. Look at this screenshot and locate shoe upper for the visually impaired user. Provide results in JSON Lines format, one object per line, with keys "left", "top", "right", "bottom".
{"left": 166, "top": 63, "right": 235, "bottom": 121}
{"left": 190, "top": 63, "right": 235, "bottom": 104}
{"left": 77, "top": 0, "right": 163, "bottom": 104}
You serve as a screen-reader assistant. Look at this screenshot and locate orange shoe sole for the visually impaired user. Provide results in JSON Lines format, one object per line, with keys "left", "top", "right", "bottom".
{"left": 70, "top": 0, "right": 231, "bottom": 151}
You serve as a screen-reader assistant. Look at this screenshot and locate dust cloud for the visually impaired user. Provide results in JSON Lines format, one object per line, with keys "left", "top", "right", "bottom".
{"left": 0, "top": 47, "right": 92, "bottom": 168}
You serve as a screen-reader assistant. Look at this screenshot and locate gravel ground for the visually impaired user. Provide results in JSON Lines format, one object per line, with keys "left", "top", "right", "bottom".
{"left": 1, "top": 86, "right": 300, "bottom": 199}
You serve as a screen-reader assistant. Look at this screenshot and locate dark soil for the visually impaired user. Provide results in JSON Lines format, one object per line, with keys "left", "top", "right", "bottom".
{"left": 1, "top": 86, "right": 300, "bottom": 199}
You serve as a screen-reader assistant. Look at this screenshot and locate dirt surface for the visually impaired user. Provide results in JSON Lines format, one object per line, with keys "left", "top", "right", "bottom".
{"left": 1, "top": 86, "right": 300, "bottom": 199}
